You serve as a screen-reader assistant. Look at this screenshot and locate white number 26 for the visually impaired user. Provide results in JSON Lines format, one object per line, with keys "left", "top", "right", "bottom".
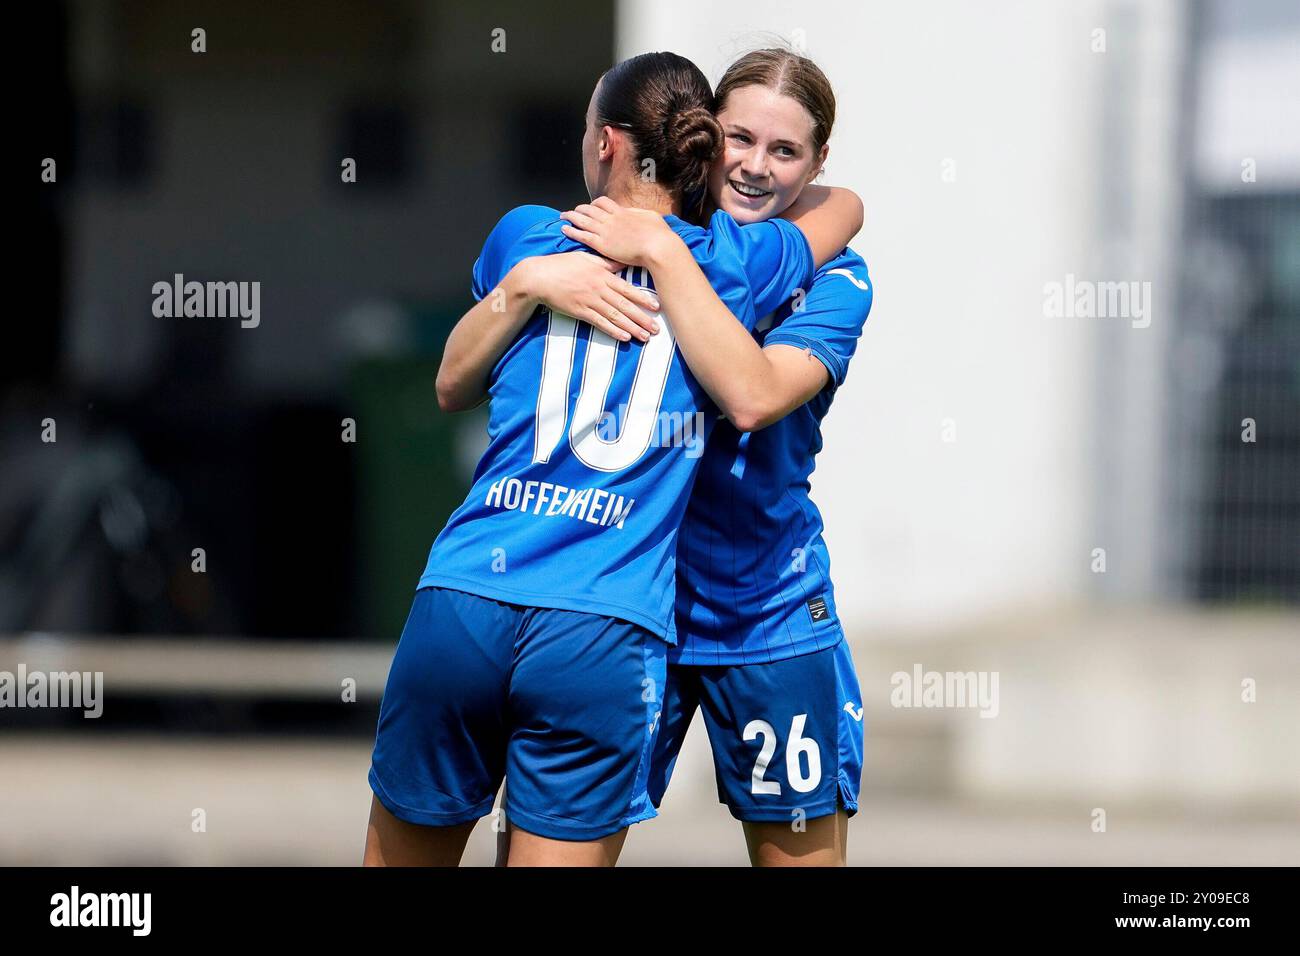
{"left": 743, "top": 714, "right": 822, "bottom": 795}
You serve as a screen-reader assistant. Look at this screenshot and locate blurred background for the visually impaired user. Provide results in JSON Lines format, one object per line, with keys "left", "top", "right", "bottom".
{"left": 2, "top": 0, "right": 1297, "bottom": 865}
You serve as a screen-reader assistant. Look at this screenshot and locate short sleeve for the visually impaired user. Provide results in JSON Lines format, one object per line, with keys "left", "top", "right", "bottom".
{"left": 762, "top": 254, "right": 873, "bottom": 388}
{"left": 708, "top": 211, "right": 814, "bottom": 318}
{"left": 471, "top": 205, "right": 560, "bottom": 301}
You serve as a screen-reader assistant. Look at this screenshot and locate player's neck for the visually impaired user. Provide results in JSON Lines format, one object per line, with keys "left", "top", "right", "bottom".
{"left": 605, "top": 178, "right": 678, "bottom": 218}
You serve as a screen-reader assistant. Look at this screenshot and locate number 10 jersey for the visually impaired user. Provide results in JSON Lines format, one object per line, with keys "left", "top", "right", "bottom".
{"left": 418, "top": 204, "right": 813, "bottom": 641}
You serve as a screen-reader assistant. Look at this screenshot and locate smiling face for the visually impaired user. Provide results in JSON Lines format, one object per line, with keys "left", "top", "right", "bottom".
{"left": 708, "top": 83, "right": 828, "bottom": 224}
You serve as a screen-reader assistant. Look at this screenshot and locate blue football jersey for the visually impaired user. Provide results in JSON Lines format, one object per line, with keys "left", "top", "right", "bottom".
{"left": 673, "top": 246, "right": 873, "bottom": 664}
{"left": 418, "top": 204, "right": 814, "bottom": 641}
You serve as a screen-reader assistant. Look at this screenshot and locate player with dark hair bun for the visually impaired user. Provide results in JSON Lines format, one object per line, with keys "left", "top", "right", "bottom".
{"left": 363, "top": 51, "right": 863, "bottom": 867}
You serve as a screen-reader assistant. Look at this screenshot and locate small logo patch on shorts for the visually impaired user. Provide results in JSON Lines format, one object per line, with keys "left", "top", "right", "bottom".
{"left": 807, "top": 596, "right": 830, "bottom": 623}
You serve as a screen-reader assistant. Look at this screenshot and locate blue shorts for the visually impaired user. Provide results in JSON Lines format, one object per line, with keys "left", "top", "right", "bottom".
{"left": 368, "top": 586, "right": 667, "bottom": 841}
{"left": 648, "top": 639, "right": 864, "bottom": 823}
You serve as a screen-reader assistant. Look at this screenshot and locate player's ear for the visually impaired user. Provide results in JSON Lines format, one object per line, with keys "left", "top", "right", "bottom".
{"left": 807, "top": 143, "right": 829, "bottom": 185}
{"left": 598, "top": 125, "right": 619, "bottom": 162}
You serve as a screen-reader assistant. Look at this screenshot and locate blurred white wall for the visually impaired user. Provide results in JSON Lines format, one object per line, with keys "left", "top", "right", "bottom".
{"left": 618, "top": 0, "right": 1200, "bottom": 631}
{"left": 1195, "top": 4, "right": 1300, "bottom": 190}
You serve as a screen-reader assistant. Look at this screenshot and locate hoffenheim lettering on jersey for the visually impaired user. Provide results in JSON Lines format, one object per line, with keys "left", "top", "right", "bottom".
{"left": 418, "top": 204, "right": 814, "bottom": 640}
{"left": 674, "top": 246, "right": 873, "bottom": 664}
{"left": 482, "top": 476, "right": 635, "bottom": 528}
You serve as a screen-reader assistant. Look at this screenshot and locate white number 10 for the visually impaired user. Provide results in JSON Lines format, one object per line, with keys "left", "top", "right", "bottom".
{"left": 532, "top": 269, "right": 676, "bottom": 473}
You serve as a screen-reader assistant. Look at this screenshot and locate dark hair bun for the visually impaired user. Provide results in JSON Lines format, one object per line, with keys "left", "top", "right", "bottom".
{"left": 596, "top": 52, "right": 722, "bottom": 224}
{"left": 666, "top": 106, "right": 723, "bottom": 165}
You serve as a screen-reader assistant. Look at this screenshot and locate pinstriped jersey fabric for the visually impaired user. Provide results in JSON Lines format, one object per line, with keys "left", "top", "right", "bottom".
{"left": 673, "top": 246, "right": 873, "bottom": 664}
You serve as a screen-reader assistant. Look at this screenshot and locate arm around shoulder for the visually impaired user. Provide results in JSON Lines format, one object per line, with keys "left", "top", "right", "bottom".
{"left": 780, "top": 185, "right": 864, "bottom": 267}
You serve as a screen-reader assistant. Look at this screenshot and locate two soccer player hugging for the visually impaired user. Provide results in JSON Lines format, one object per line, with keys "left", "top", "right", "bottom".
{"left": 365, "top": 48, "right": 874, "bottom": 867}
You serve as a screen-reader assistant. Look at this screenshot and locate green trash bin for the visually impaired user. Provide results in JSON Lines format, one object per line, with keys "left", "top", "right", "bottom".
{"left": 349, "top": 351, "right": 486, "bottom": 640}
